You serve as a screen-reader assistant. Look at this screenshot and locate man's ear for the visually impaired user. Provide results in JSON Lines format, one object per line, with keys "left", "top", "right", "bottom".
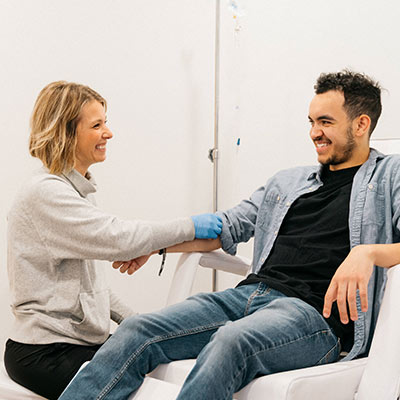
{"left": 354, "top": 114, "right": 371, "bottom": 137}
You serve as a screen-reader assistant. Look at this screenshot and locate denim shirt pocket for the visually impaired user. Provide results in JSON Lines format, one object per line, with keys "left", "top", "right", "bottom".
{"left": 361, "top": 181, "right": 385, "bottom": 227}
{"left": 257, "top": 191, "right": 285, "bottom": 231}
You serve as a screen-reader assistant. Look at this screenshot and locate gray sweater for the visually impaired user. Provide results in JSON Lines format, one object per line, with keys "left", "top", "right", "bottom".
{"left": 7, "top": 168, "right": 194, "bottom": 345}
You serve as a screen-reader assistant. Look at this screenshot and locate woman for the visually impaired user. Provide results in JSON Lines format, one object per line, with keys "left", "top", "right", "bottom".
{"left": 4, "top": 81, "right": 221, "bottom": 399}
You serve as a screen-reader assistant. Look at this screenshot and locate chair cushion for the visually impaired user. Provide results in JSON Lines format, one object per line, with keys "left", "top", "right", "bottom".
{"left": 150, "top": 358, "right": 368, "bottom": 400}
{"left": 1, "top": 355, "right": 366, "bottom": 399}
{"left": 128, "top": 376, "right": 181, "bottom": 399}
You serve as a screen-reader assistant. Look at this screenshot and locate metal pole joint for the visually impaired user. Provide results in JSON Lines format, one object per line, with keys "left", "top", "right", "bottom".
{"left": 208, "top": 148, "right": 219, "bottom": 163}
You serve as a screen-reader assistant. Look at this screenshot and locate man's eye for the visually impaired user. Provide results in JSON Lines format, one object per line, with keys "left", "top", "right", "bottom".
{"left": 93, "top": 123, "right": 100, "bottom": 129}
{"left": 321, "top": 121, "right": 331, "bottom": 126}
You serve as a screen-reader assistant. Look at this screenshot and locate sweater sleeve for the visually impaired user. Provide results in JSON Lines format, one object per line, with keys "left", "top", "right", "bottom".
{"left": 19, "top": 174, "right": 195, "bottom": 262}
{"left": 109, "top": 291, "right": 136, "bottom": 324}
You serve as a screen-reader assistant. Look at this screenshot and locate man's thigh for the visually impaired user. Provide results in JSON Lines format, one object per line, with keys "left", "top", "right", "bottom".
{"left": 103, "top": 285, "right": 256, "bottom": 362}
{"left": 209, "top": 295, "right": 340, "bottom": 374}
{"left": 120, "top": 283, "right": 264, "bottom": 337}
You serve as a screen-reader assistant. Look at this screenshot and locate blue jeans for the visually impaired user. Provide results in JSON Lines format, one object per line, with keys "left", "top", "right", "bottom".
{"left": 59, "top": 283, "right": 340, "bottom": 400}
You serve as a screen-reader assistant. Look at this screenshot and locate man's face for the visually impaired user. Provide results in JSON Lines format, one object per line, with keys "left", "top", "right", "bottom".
{"left": 308, "top": 90, "right": 357, "bottom": 171}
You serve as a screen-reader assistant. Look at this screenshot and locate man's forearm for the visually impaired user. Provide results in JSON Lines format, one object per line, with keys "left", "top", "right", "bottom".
{"left": 323, "top": 242, "right": 400, "bottom": 323}
{"left": 364, "top": 243, "right": 400, "bottom": 268}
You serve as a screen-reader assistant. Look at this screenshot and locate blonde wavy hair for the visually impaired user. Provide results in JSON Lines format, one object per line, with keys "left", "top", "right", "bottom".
{"left": 29, "top": 81, "right": 107, "bottom": 175}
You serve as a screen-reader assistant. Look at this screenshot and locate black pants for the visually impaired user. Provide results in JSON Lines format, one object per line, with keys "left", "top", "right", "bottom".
{"left": 4, "top": 338, "right": 104, "bottom": 400}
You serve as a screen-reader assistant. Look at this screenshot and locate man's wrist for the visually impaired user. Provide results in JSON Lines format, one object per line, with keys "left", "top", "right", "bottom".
{"left": 356, "top": 244, "right": 376, "bottom": 264}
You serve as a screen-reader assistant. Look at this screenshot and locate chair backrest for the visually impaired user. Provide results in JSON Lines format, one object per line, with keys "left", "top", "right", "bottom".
{"left": 355, "top": 265, "right": 400, "bottom": 400}
{"left": 370, "top": 138, "right": 400, "bottom": 154}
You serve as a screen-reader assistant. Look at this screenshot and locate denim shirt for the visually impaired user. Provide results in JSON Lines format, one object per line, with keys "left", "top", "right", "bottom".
{"left": 217, "top": 148, "right": 400, "bottom": 360}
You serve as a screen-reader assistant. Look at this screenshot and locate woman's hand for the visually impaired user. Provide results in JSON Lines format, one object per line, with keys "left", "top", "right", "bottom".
{"left": 112, "top": 254, "right": 152, "bottom": 275}
{"left": 191, "top": 213, "right": 222, "bottom": 239}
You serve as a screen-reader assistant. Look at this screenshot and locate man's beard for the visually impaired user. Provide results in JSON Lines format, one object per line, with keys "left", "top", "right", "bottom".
{"left": 321, "top": 126, "right": 355, "bottom": 167}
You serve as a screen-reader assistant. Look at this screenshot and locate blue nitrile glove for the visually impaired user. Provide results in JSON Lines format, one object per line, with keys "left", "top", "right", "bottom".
{"left": 191, "top": 213, "right": 223, "bottom": 239}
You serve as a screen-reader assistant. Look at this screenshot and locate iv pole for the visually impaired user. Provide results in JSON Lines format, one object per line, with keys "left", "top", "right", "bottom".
{"left": 210, "top": 0, "right": 221, "bottom": 292}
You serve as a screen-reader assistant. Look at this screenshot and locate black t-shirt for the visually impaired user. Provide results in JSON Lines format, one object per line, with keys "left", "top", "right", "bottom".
{"left": 238, "top": 165, "right": 361, "bottom": 351}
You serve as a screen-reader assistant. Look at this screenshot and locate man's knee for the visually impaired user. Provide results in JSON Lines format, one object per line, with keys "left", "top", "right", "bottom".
{"left": 209, "top": 322, "right": 253, "bottom": 355}
{"left": 117, "top": 313, "right": 160, "bottom": 343}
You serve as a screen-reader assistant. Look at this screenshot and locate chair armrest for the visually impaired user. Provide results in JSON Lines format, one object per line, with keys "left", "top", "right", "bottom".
{"left": 198, "top": 250, "right": 251, "bottom": 276}
{"left": 166, "top": 253, "right": 203, "bottom": 306}
{"left": 355, "top": 264, "right": 400, "bottom": 400}
{"left": 166, "top": 250, "right": 251, "bottom": 306}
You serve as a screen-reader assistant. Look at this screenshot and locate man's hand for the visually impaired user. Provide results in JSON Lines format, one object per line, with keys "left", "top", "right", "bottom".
{"left": 323, "top": 245, "right": 374, "bottom": 324}
{"left": 112, "top": 254, "right": 152, "bottom": 275}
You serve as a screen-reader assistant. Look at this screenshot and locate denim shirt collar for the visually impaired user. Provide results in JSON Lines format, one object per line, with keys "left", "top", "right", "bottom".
{"left": 307, "top": 165, "right": 323, "bottom": 183}
{"left": 307, "top": 147, "right": 385, "bottom": 183}
{"left": 356, "top": 147, "right": 385, "bottom": 177}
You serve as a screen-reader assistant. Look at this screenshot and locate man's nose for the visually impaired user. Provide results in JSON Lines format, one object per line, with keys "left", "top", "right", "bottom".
{"left": 310, "top": 125, "right": 323, "bottom": 140}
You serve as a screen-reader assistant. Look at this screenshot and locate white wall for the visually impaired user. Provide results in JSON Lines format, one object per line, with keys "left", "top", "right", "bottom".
{"left": 215, "top": 0, "right": 400, "bottom": 290}
{"left": 0, "top": 0, "right": 216, "bottom": 352}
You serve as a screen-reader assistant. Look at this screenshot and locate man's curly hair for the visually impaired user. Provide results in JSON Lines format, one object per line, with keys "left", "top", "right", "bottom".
{"left": 314, "top": 70, "right": 382, "bottom": 136}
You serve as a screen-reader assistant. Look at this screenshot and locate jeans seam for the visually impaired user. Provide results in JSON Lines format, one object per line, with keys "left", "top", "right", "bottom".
{"left": 96, "top": 322, "right": 225, "bottom": 399}
{"left": 248, "top": 328, "right": 333, "bottom": 357}
{"left": 258, "top": 287, "right": 273, "bottom": 297}
{"left": 244, "top": 284, "right": 271, "bottom": 316}
{"left": 224, "top": 328, "right": 335, "bottom": 397}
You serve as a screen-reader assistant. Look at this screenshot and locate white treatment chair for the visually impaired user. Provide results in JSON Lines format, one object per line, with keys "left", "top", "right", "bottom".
{"left": 144, "top": 250, "right": 400, "bottom": 400}
{"left": 143, "top": 138, "right": 400, "bottom": 400}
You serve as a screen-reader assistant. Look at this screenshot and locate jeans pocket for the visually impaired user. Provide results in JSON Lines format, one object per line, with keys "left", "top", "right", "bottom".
{"left": 316, "top": 335, "right": 341, "bottom": 365}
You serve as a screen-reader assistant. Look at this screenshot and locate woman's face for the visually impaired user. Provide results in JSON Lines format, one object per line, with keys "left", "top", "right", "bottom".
{"left": 74, "top": 100, "right": 113, "bottom": 176}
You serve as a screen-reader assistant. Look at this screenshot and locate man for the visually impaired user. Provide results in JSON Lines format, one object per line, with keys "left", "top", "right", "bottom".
{"left": 60, "top": 70, "right": 400, "bottom": 400}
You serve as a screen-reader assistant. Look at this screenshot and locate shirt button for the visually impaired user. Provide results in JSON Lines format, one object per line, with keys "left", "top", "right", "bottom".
{"left": 274, "top": 231, "right": 278, "bottom": 235}
{"left": 368, "top": 184, "right": 373, "bottom": 190}
{"left": 276, "top": 195, "right": 280, "bottom": 201}
{"left": 286, "top": 202, "right": 291, "bottom": 207}
{"left": 309, "top": 187, "right": 313, "bottom": 191}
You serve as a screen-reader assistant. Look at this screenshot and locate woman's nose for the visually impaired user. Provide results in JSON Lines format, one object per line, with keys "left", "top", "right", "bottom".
{"left": 103, "top": 127, "right": 113, "bottom": 139}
